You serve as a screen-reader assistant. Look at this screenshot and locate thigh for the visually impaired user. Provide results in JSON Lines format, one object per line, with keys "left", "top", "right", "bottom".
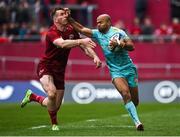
{"left": 37, "top": 60, "right": 65, "bottom": 90}
{"left": 52, "top": 69, "right": 65, "bottom": 90}
{"left": 113, "top": 77, "right": 132, "bottom": 103}
{"left": 113, "top": 77, "right": 130, "bottom": 94}
{"left": 40, "top": 75, "right": 56, "bottom": 94}
{"left": 53, "top": 76, "right": 65, "bottom": 90}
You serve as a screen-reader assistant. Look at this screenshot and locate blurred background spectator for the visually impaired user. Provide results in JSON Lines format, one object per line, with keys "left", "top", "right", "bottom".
{"left": 154, "top": 23, "right": 172, "bottom": 43}
{"left": 76, "top": 0, "right": 89, "bottom": 25}
{"left": 171, "top": 0, "right": 180, "bottom": 20}
{"left": 171, "top": 18, "right": 180, "bottom": 42}
{"left": 135, "top": 0, "right": 147, "bottom": 23}
{"left": 130, "top": 17, "right": 142, "bottom": 36}
{"left": 0, "top": 1, "right": 8, "bottom": 25}
{"left": 114, "top": 20, "right": 127, "bottom": 32}
{"left": 141, "top": 17, "right": 154, "bottom": 35}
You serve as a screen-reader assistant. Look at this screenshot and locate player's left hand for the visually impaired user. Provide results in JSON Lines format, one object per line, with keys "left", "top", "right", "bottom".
{"left": 108, "top": 38, "right": 118, "bottom": 51}
{"left": 109, "top": 38, "right": 126, "bottom": 51}
{"left": 93, "top": 56, "right": 102, "bottom": 69}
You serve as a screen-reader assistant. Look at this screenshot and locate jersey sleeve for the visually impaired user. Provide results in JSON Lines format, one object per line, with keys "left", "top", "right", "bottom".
{"left": 92, "top": 29, "right": 99, "bottom": 41}
{"left": 46, "top": 31, "right": 61, "bottom": 42}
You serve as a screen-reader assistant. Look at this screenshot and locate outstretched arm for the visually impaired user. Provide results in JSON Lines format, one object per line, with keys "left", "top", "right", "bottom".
{"left": 68, "top": 17, "right": 93, "bottom": 38}
{"left": 80, "top": 45, "right": 102, "bottom": 68}
{"left": 53, "top": 37, "right": 96, "bottom": 49}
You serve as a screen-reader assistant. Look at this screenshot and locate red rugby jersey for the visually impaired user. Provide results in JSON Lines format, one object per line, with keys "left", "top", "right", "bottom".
{"left": 41, "top": 24, "right": 79, "bottom": 66}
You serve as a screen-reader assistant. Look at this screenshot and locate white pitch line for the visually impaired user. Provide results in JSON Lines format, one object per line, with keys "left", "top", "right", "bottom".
{"left": 87, "top": 125, "right": 134, "bottom": 128}
{"left": 63, "top": 125, "right": 134, "bottom": 128}
{"left": 29, "top": 125, "right": 47, "bottom": 130}
{"left": 29, "top": 124, "right": 134, "bottom": 130}
{"left": 121, "top": 114, "right": 129, "bottom": 117}
{"left": 86, "top": 119, "right": 98, "bottom": 122}
{"left": 97, "top": 125, "right": 134, "bottom": 128}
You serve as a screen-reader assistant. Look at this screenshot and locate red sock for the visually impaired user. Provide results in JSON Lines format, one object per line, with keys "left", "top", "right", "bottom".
{"left": 48, "top": 110, "right": 58, "bottom": 125}
{"left": 30, "top": 93, "right": 45, "bottom": 105}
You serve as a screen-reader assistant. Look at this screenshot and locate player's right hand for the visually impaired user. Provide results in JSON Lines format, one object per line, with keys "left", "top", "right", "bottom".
{"left": 80, "top": 38, "right": 96, "bottom": 48}
{"left": 64, "top": 8, "right": 71, "bottom": 17}
{"left": 93, "top": 56, "right": 102, "bottom": 69}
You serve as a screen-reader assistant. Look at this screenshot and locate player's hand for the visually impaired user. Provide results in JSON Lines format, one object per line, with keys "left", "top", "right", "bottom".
{"left": 80, "top": 38, "right": 96, "bottom": 48}
{"left": 64, "top": 8, "right": 71, "bottom": 18}
{"left": 119, "top": 39, "right": 126, "bottom": 48}
{"left": 108, "top": 38, "right": 118, "bottom": 51}
{"left": 108, "top": 38, "right": 125, "bottom": 51}
{"left": 93, "top": 56, "right": 102, "bottom": 69}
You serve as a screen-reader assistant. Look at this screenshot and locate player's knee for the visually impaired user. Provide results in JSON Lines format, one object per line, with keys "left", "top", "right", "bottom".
{"left": 121, "top": 90, "right": 131, "bottom": 102}
{"left": 47, "top": 87, "right": 57, "bottom": 100}
{"left": 48, "top": 91, "right": 56, "bottom": 100}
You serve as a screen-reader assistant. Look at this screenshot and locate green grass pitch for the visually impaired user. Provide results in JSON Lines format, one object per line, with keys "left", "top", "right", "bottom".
{"left": 0, "top": 102, "right": 180, "bottom": 136}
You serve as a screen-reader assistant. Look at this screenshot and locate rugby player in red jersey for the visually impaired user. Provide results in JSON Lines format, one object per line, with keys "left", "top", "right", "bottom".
{"left": 20, "top": 7, "right": 101, "bottom": 131}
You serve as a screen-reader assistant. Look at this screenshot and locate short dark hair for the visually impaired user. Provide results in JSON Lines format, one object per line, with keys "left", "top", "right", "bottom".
{"left": 50, "top": 7, "right": 64, "bottom": 19}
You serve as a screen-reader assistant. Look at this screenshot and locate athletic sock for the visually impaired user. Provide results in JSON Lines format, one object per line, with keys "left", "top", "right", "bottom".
{"left": 48, "top": 109, "right": 58, "bottom": 125}
{"left": 125, "top": 101, "right": 141, "bottom": 125}
{"left": 30, "top": 93, "right": 45, "bottom": 105}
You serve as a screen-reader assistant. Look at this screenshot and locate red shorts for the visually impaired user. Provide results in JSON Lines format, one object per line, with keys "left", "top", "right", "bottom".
{"left": 37, "top": 60, "right": 66, "bottom": 90}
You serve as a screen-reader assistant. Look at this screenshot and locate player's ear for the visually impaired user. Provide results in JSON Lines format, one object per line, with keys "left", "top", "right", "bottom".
{"left": 107, "top": 20, "right": 111, "bottom": 26}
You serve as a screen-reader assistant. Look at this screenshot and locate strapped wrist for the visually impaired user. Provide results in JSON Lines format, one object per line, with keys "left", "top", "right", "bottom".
{"left": 77, "top": 39, "right": 80, "bottom": 46}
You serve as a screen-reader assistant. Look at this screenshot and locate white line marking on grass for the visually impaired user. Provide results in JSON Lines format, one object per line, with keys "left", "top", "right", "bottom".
{"left": 29, "top": 125, "right": 47, "bottom": 130}
{"left": 121, "top": 114, "right": 129, "bottom": 117}
{"left": 64, "top": 124, "right": 134, "bottom": 129}
{"left": 86, "top": 119, "right": 98, "bottom": 122}
{"left": 105, "top": 125, "right": 134, "bottom": 128}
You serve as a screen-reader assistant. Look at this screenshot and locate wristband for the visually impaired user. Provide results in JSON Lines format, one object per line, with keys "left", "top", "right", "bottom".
{"left": 77, "top": 40, "right": 80, "bottom": 46}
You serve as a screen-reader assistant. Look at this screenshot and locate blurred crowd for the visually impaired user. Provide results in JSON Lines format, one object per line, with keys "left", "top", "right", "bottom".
{"left": 114, "top": 17, "right": 180, "bottom": 43}
{"left": 0, "top": 0, "right": 180, "bottom": 43}
{"left": 0, "top": 0, "right": 89, "bottom": 42}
